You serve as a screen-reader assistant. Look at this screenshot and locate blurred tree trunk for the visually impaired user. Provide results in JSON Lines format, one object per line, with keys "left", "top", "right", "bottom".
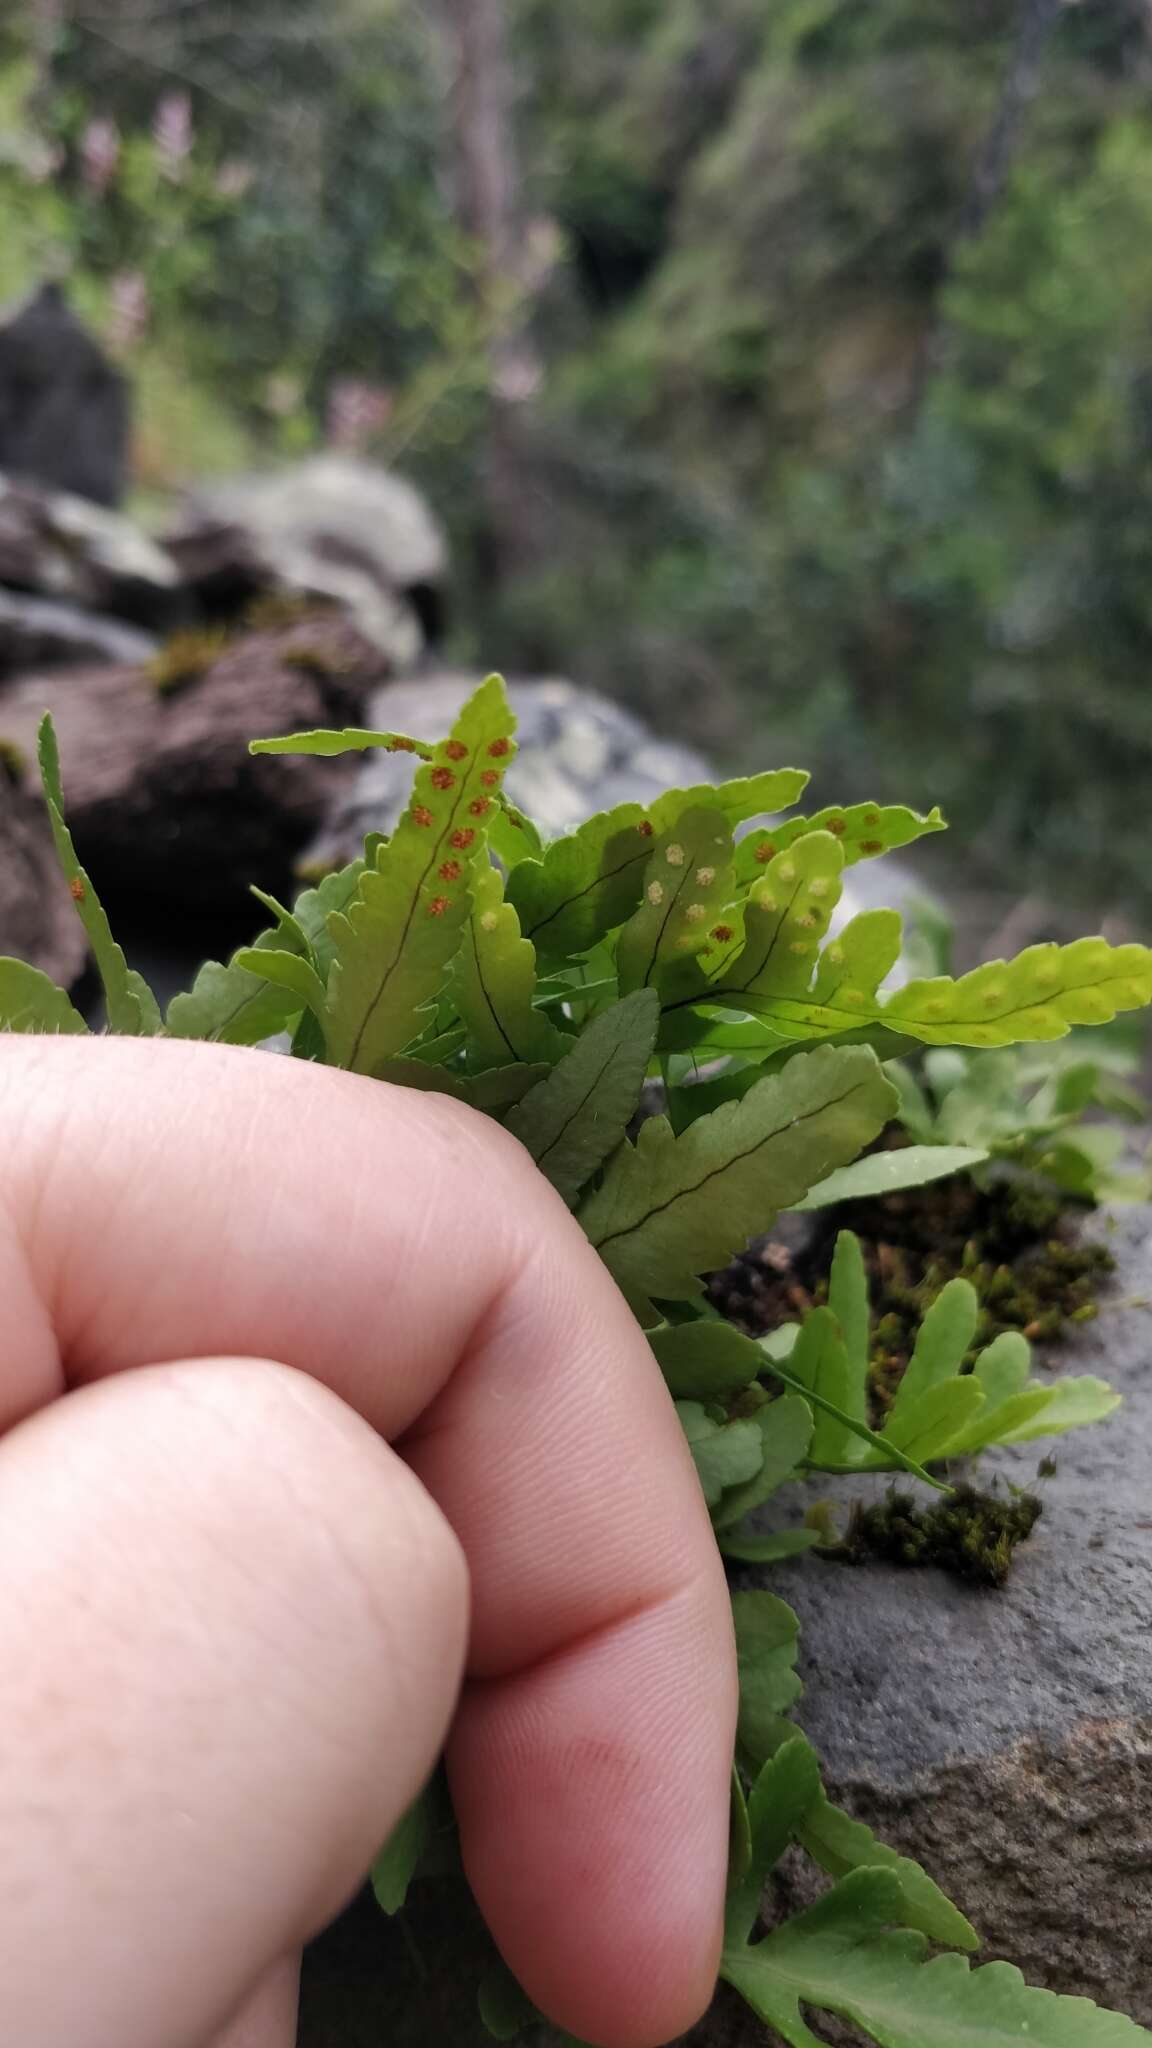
{"left": 435, "top": 0, "right": 543, "bottom": 587}
{"left": 26, "top": 0, "right": 66, "bottom": 116}
{"left": 959, "top": 0, "right": 1066, "bottom": 239}
{"left": 910, "top": 0, "right": 1065, "bottom": 411}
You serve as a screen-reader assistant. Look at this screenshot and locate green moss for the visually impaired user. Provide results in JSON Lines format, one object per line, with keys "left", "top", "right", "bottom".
{"left": 147, "top": 627, "right": 230, "bottom": 695}
{"left": 280, "top": 641, "right": 357, "bottom": 680}
{"left": 243, "top": 592, "right": 334, "bottom": 632}
{"left": 841, "top": 1485, "right": 1043, "bottom": 1589}
{"left": 0, "top": 734, "right": 27, "bottom": 785}
{"left": 810, "top": 1171, "right": 1115, "bottom": 1421}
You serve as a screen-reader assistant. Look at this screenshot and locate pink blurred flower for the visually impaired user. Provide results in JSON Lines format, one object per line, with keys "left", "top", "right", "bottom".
{"left": 152, "top": 92, "right": 194, "bottom": 178}
{"left": 80, "top": 115, "right": 120, "bottom": 197}
{"left": 325, "top": 378, "right": 394, "bottom": 451}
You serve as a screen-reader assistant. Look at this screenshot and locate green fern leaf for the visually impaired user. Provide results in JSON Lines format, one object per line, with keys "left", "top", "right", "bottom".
{"left": 0, "top": 958, "right": 88, "bottom": 1034}
{"left": 791, "top": 1144, "right": 989, "bottom": 1210}
{"left": 720, "top": 1526, "right": 822, "bottom": 1563}
{"left": 456, "top": 1062, "right": 552, "bottom": 1115}
{"left": 616, "top": 807, "right": 735, "bottom": 996}
{"left": 883, "top": 938, "right": 1152, "bottom": 1047}
{"left": 828, "top": 1229, "right": 869, "bottom": 1392}
{"left": 505, "top": 772, "right": 806, "bottom": 967}
{"left": 649, "top": 1318, "right": 765, "bottom": 1401}
{"left": 876, "top": 1378, "right": 985, "bottom": 1465}
{"left": 166, "top": 933, "right": 305, "bottom": 1044}
{"left": 799, "top": 1790, "right": 977, "bottom": 1953}
{"left": 36, "top": 715, "right": 159, "bottom": 1035}
{"left": 453, "top": 855, "right": 567, "bottom": 1070}
{"left": 233, "top": 946, "right": 328, "bottom": 1022}
{"left": 785, "top": 1308, "right": 861, "bottom": 1468}
{"left": 325, "top": 676, "right": 514, "bottom": 1073}
{"left": 734, "top": 802, "right": 945, "bottom": 885}
{"left": 665, "top": 828, "right": 1152, "bottom": 1053}
{"left": 732, "top": 1590, "right": 803, "bottom": 1773}
{"left": 488, "top": 795, "right": 543, "bottom": 866}
{"left": 578, "top": 1045, "right": 896, "bottom": 1311}
{"left": 505, "top": 801, "right": 659, "bottom": 963}
{"left": 726, "top": 1737, "right": 823, "bottom": 1948}
{"left": 936, "top": 1374, "right": 1121, "bottom": 1458}
{"left": 648, "top": 767, "right": 809, "bottom": 834}
{"left": 713, "top": 1395, "right": 814, "bottom": 1531}
{"left": 249, "top": 726, "right": 433, "bottom": 759}
{"left": 504, "top": 990, "right": 659, "bottom": 1205}
{"left": 291, "top": 858, "right": 367, "bottom": 979}
{"left": 371, "top": 1783, "right": 433, "bottom": 1915}
{"left": 724, "top": 1867, "right": 1151, "bottom": 2046}
{"left": 889, "top": 1278, "right": 979, "bottom": 1423}
{"left": 677, "top": 1402, "right": 766, "bottom": 1507}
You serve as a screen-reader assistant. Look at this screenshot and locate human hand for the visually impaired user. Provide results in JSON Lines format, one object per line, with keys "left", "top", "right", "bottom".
{"left": 0, "top": 1038, "right": 735, "bottom": 2048}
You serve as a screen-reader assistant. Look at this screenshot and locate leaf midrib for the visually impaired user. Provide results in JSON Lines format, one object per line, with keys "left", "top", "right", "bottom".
{"left": 590, "top": 1077, "right": 873, "bottom": 1253}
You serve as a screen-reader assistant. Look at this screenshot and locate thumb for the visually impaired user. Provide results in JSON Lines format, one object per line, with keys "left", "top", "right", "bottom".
{"left": 0, "top": 1357, "right": 468, "bottom": 2048}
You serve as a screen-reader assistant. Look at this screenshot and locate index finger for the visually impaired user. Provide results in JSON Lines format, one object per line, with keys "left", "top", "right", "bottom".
{"left": 0, "top": 1038, "right": 735, "bottom": 2047}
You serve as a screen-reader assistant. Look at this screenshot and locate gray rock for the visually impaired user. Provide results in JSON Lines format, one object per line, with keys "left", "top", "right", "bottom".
{"left": 0, "top": 282, "right": 129, "bottom": 508}
{"left": 0, "top": 472, "right": 179, "bottom": 627}
{"left": 163, "top": 456, "right": 448, "bottom": 666}
{"left": 0, "top": 753, "right": 88, "bottom": 989}
{"left": 0, "top": 588, "right": 157, "bottom": 674}
{"left": 752, "top": 1205, "right": 1152, "bottom": 2029}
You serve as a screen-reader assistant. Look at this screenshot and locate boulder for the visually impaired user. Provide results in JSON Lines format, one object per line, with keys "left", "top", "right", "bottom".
{"left": 0, "top": 752, "right": 88, "bottom": 989}
{"left": 0, "top": 588, "right": 157, "bottom": 675}
{"left": 0, "top": 614, "right": 384, "bottom": 919}
{"left": 0, "top": 472, "right": 179, "bottom": 629}
{"left": 0, "top": 282, "right": 129, "bottom": 508}
{"left": 163, "top": 456, "right": 449, "bottom": 666}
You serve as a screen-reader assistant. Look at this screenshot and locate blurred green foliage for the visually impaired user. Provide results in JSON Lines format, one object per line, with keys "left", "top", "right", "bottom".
{"left": 5, "top": 0, "right": 1152, "bottom": 916}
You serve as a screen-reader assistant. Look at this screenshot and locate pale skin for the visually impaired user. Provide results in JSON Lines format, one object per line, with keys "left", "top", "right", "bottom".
{"left": 0, "top": 1038, "right": 737, "bottom": 2048}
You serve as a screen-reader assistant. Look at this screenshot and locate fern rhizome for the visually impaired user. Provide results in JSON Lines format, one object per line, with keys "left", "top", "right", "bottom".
{"left": 7, "top": 677, "right": 1152, "bottom": 2047}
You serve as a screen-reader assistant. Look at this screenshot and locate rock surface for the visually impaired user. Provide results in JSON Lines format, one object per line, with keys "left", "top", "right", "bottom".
{"left": 0, "top": 758, "right": 88, "bottom": 988}
{"left": 754, "top": 1203, "right": 1152, "bottom": 2032}
{"left": 0, "top": 615, "right": 383, "bottom": 918}
{"left": 0, "top": 283, "right": 129, "bottom": 508}
{"left": 0, "top": 588, "right": 157, "bottom": 674}
{"left": 297, "top": 1209, "right": 1152, "bottom": 2045}
{"left": 164, "top": 455, "right": 449, "bottom": 665}
{"left": 0, "top": 472, "right": 179, "bottom": 627}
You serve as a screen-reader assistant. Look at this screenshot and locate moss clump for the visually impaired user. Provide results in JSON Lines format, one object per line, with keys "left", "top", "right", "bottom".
{"left": 243, "top": 591, "right": 336, "bottom": 632}
{"left": 0, "top": 734, "right": 27, "bottom": 785}
{"left": 708, "top": 1157, "right": 1115, "bottom": 1423}
{"left": 842, "top": 1485, "right": 1043, "bottom": 1588}
{"left": 857, "top": 1223, "right": 1114, "bottom": 1420}
{"left": 147, "top": 626, "right": 230, "bottom": 694}
{"left": 280, "top": 641, "right": 357, "bottom": 680}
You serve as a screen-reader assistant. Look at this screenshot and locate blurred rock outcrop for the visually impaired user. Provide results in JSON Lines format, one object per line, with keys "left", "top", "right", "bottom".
{"left": 0, "top": 615, "right": 384, "bottom": 917}
{"left": 0, "top": 283, "right": 130, "bottom": 509}
{"left": 0, "top": 752, "right": 88, "bottom": 989}
{"left": 164, "top": 455, "right": 448, "bottom": 665}
{"left": 0, "top": 474, "right": 178, "bottom": 629}
{"left": 0, "top": 589, "right": 157, "bottom": 676}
